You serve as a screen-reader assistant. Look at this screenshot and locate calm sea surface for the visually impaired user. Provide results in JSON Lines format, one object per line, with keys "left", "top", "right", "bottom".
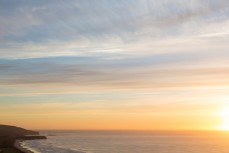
{"left": 22, "top": 131, "right": 229, "bottom": 153}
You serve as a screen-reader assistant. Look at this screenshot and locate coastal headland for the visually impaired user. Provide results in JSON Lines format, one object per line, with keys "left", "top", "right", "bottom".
{"left": 0, "top": 125, "right": 46, "bottom": 153}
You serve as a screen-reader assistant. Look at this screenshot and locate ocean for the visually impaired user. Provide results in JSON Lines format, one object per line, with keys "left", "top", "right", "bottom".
{"left": 21, "top": 131, "right": 229, "bottom": 153}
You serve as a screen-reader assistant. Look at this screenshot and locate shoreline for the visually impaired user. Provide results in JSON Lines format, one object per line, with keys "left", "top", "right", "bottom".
{"left": 14, "top": 140, "right": 34, "bottom": 153}
{"left": 14, "top": 135, "right": 47, "bottom": 153}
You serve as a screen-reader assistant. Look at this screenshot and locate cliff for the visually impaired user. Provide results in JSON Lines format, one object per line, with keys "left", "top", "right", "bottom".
{"left": 0, "top": 125, "right": 39, "bottom": 148}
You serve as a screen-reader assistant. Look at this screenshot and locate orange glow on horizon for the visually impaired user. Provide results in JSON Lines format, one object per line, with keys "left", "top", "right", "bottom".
{"left": 218, "top": 107, "right": 229, "bottom": 131}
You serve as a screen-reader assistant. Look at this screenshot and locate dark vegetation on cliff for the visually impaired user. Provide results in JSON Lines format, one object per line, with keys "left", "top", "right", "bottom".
{"left": 0, "top": 125, "right": 38, "bottom": 148}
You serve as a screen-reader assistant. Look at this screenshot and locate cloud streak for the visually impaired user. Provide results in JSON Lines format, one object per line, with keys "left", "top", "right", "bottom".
{"left": 0, "top": 0, "right": 229, "bottom": 97}
{"left": 0, "top": 0, "right": 229, "bottom": 130}
{"left": 0, "top": 0, "right": 229, "bottom": 59}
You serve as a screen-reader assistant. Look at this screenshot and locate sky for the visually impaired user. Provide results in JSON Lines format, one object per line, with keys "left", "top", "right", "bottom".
{"left": 0, "top": 0, "right": 229, "bottom": 130}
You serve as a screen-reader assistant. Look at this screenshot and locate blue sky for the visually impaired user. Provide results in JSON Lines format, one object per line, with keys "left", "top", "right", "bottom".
{"left": 1, "top": 0, "right": 229, "bottom": 58}
{"left": 0, "top": 0, "right": 229, "bottom": 129}
{"left": 0, "top": 0, "right": 228, "bottom": 88}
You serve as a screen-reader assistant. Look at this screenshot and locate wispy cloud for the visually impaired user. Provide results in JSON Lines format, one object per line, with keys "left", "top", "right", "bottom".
{"left": 1, "top": 0, "right": 229, "bottom": 129}
{"left": 1, "top": 0, "right": 229, "bottom": 94}
{"left": 0, "top": 0, "right": 229, "bottom": 59}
